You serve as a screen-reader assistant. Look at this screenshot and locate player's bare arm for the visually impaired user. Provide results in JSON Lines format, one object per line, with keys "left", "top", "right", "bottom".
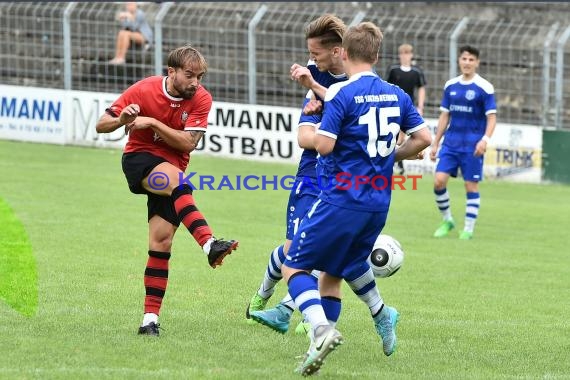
{"left": 314, "top": 133, "right": 336, "bottom": 156}
{"left": 95, "top": 103, "right": 140, "bottom": 133}
{"left": 474, "top": 113, "right": 496, "bottom": 157}
{"left": 396, "top": 130, "right": 406, "bottom": 146}
{"left": 395, "top": 127, "right": 432, "bottom": 162}
{"left": 298, "top": 124, "right": 318, "bottom": 149}
{"left": 430, "top": 111, "right": 450, "bottom": 161}
{"left": 185, "top": 130, "right": 205, "bottom": 150}
{"left": 149, "top": 119, "right": 204, "bottom": 152}
{"left": 123, "top": 115, "right": 204, "bottom": 153}
{"left": 398, "top": 132, "right": 425, "bottom": 160}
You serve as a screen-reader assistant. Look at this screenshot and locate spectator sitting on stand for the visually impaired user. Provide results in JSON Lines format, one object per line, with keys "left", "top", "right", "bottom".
{"left": 109, "top": 2, "right": 153, "bottom": 65}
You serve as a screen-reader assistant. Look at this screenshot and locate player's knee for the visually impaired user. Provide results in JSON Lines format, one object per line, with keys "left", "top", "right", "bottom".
{"left": 150, "top": 235, "right": 173, "bottom": 252}
{"left": 281, "top": 265, "right": 300, "bottom": 282}
{"left": 164, "top": 182, "right": 178, "bottom": 196}
{"left": 434, "top": 178, "right": 446, "bottom": 190}
{"left": 464, "top": 181, "right": 479, "bottom": 193}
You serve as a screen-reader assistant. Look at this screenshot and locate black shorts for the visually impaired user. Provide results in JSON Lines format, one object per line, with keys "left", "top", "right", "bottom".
{"left": 121, "top": 152, "right": 180, "bottom": 226}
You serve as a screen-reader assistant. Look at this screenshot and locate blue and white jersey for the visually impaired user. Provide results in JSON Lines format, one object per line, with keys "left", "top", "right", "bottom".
{"left": 296, "top": 61, "right": 347, "bottom": 179}
{"left": 317, "top": 71, "right": 426, "bottom": 212}
{"left": 440, "top": 74, "right": 496, "bottom": 153}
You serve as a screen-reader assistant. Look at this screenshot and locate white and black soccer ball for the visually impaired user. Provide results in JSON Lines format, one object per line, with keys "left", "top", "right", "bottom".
{"left": 368, "top": 234, "right": 404, "bottom": 278}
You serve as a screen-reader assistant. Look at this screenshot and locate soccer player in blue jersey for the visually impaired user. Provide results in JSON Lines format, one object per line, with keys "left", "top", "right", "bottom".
{"left": 245, "top": 15, "right": 347, "bottom": 333}
{"left": 246, "top": 16, "right": 404, "bottom": 354}
{"left": 248, "top": 14, "right": 392, "bottom": 339}
{"left": 429, "top": 45, "right": 497, "bottom": 240}
{"left": 281, "top": 22, "right": 432, "bottom": 376}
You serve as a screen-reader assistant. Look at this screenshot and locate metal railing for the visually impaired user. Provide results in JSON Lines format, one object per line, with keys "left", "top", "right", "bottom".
{"left": 1, "top": 2, "right": 569, "bottom": 128}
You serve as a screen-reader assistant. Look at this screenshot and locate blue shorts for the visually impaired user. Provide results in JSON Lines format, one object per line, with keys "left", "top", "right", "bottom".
{"left": 436, "top": 146, "right": 484, "bottom": 182}
{"left": 285, "top": 178, "right": 320, "bottom": 240}
{"left": 284, "top": 200, "right": 387, "bottom": 278}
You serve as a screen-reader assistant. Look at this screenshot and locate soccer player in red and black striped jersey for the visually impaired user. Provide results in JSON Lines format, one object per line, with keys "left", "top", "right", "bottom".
{"left": 96, "top": 46, "right": 238, "bottom": 336}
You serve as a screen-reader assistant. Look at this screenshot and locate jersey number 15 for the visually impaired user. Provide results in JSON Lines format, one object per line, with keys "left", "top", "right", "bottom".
{"left": 359, "top": 106, "right": 401, "bottom": 158}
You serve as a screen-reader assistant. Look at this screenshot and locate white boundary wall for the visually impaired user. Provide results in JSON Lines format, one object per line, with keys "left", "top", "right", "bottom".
{"left": 403, "top": 121, "right": 543, "bottom": 183}
{"left": 0, "top": 84, "right": 542, "bottom": 183}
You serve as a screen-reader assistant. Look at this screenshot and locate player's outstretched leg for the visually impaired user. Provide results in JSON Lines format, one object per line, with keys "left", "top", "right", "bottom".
{"left": 246, "top": 293, "right": 269, "bottom": 323}
{"left": 203, "top": 238, "right": 239, "bottom": 268}
{"left": 373, "top": 305, "right": 399, "bottom": 356}
{"left": 296, "top": 325, "right": 344, "bottom": 377}
{"left": 250, "top": 302, "right": 294, "bottom": 334}
{"left": 279, "top": 292, "right": 310, "bottom": 335}
{"left": 171, "top": 184, "right": 238, "bottom": 267}
{"left": 347, "top": 264, "right": 399, "bottom": 351}
{"left": 246, "top": 245, "right": 286, "bottom": 321}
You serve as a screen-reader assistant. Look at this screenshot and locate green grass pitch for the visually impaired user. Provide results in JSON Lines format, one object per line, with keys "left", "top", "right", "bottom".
{"left": 0, "top": 140, "right": 569, "bottom": 379}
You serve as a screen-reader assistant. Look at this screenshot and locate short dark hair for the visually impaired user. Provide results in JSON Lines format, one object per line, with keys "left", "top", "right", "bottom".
{"left": 459, "top": 45, "right": 479, "bottom": 59}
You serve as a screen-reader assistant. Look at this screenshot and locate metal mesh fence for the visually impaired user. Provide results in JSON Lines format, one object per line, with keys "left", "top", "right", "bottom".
{"left": 161, "top": 2, "right": 260, "bottom": 104}
{"left": 254, "top": 3, "right": 364, "bottom": 107}
{"left": 0, "top": 2, "right": 67, "bottom": 88}
{"left": 1, "top": 2, "right": 569, "bottom": 128}
{"left": 367, "top": 13, "right": 460, "bottom": 119}
{"left": 457, "top": 19, "right": 556, "bottom": 126}
{"left": 69, "top": 2, "right": 160, "bottom": 94}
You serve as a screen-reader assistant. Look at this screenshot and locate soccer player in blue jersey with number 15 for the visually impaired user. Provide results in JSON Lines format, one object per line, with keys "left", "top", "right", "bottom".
{"left": 430, "top": 45, "right": 497, "bottom": 240}
{"left": 247, "top": 16, "right": 403, "bottom": 350}
{"left": 280, "top": 22, "right": 432, "bottom": 376}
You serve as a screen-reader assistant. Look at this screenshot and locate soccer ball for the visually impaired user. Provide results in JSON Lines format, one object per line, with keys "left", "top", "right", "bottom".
{"left": 368, "top": 234, "right": 404, "bottom": 278}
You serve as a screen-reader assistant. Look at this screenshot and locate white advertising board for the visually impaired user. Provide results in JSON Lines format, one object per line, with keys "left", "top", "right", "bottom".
{"left": 194, "top": 101, "right": 303, "bottom": 164}
{"left": 65, "top": 93, "right": 305, "bottom": 163}
{"left": 0, "top": 85, "right": 543, "bottom": 183}
{"left": 67, "top": 89, "right": 126, "bottom": 148}
{"left": 0, "top": 84, "right": 66, "bottom": 144}
{"left": 403, "top": 119, "right": 542, "bottom": 183}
